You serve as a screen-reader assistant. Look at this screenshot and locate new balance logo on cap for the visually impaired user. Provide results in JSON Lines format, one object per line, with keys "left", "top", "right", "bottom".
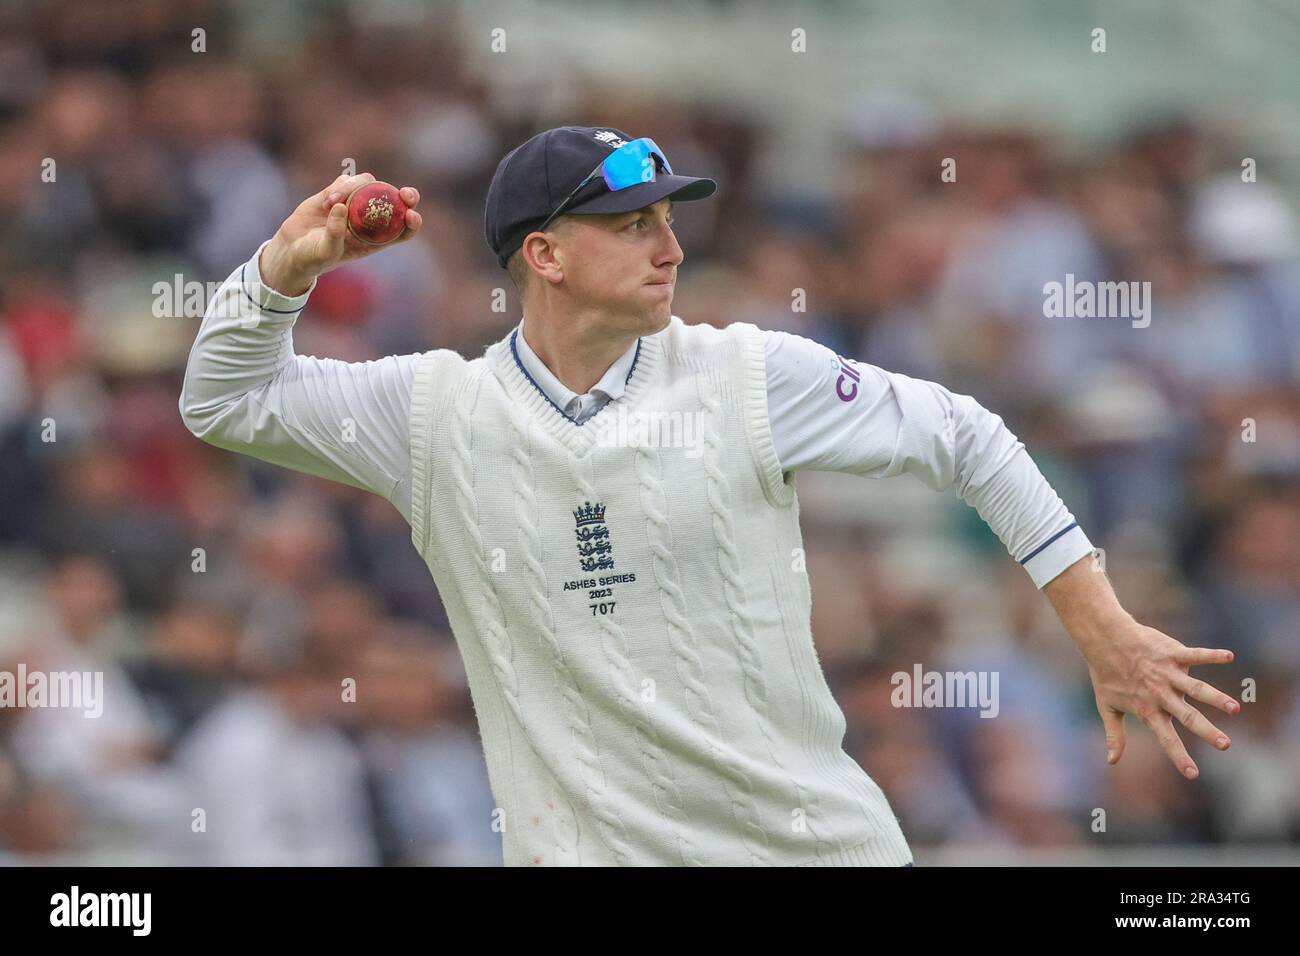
{"left": 593, "top": 130, "right": 628, "bottom": 148}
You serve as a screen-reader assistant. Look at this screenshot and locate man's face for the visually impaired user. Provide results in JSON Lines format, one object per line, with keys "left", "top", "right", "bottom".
{"left": 549, "top": 197, "right": 683, "bottom": 333}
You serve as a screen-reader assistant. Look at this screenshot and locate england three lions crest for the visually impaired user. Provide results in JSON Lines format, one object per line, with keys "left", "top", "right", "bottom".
{"left": 573, "top": 501, "right": 614, "bottom": 571}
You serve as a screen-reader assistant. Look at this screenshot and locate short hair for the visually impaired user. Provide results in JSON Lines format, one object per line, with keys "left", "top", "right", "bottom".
{"left": 506, "top": 248, "right": 530, "bottom": 301}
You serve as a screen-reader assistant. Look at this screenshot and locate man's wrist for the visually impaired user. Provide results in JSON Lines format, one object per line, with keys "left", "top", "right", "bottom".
{"left": 1066, "top": 605, "right": 1138, "bottom": 655}
{"left": 258, "top": 236, "right": 314, "bottom": 298}
{"left": 1044, "top": 555, "right": 1135, "bottom": 650}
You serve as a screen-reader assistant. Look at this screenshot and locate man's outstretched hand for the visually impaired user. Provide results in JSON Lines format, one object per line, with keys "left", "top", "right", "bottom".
{"left": 258, "top": 172, "right": 423, "bottom": 297}
{"left": 1082, "top": 619, "right": 1237, "bottom": 778}
{"left": 1044, "top": 555, "right": 1239, "bottom": 779}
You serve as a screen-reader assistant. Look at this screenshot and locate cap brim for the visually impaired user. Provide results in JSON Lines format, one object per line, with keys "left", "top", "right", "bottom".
{"left": 567, "top": 174, "right": 717, "bottom": 216}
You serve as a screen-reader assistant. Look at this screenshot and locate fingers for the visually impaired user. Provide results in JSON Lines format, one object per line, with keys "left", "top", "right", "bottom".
{"left": 306, "top": 175, "right": 418, "bottom": 255}
{"left": 1171, "top": 671, "right": 1240, "bottom": 717}
{"left": 317, "top": 172, "right": 350, "bottom": 205}
{"left": 317, "top": 172, "right": 379, "bottom": 209}
{"left": 345, "top": 172, "right": 377, "bottom": 195}
{"left": 316, "top": 173, "right": 348, "bottom": 203}
{"left": 1099, "top": 705, "right": 1126, "bottom": 765}
{"left": 398, "top": 208, "right": 423, "bottom": 240}
{"left": 320, "top": 202, "right": 347, "bottom": 260}
{"left": 1139, "top": 709, "right": 1199, "bottom": 779}
{"left": 315, "top": 175, "right": 413, "bottom": 217}
{"left": 1162, "top": 689, "right": 1231, "bottom": 754}
{"left": 1174, "top": 646, "right": 1234, "bottom": 667}
{"left": 393, "top": 187, "right": 422, "bottom": 241}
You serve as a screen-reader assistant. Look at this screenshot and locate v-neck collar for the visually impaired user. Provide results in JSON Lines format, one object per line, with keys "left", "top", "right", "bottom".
{"left": 513, "top": 321, "right": 640, "bottom": 413}
{"left": 489, "top": 319, "right": 670, "bottom": 456}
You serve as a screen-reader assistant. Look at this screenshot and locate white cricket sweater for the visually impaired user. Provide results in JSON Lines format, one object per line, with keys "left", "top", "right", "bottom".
{"left": 408, "top": 315, "right": 914, "bottom": 866}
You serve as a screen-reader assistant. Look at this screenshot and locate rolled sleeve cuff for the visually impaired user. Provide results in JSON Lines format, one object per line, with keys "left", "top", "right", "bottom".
{"left": 1019, "top": 522, "right": 1095, "bottom": 589}
{"left": 243, "top": 238, "right": 317, "bottom": 313}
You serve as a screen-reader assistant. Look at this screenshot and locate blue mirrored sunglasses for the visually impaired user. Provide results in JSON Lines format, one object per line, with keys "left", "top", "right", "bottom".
{"left": 537, "top": 137, "right": 672, "bottom": 233}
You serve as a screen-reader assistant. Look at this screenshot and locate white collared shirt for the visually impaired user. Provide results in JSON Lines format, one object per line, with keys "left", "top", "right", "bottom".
{"left": 179, "top": 240, "right": 1094, "bottom": 588}
{"left": 512, "top": 321, "right": 637, "bottom": 425}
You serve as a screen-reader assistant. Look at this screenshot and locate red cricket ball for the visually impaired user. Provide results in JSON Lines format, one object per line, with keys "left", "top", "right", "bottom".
{"left": 344, "top": 181, "right": 408, "bottom": 245}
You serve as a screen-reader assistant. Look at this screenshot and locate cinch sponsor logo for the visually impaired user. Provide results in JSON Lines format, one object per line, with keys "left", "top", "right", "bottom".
{"left": 832, "top": 355, "right": 861, "bottom": 402}
{"left": 50, "top": 886, "right": 151, "bottom": 936}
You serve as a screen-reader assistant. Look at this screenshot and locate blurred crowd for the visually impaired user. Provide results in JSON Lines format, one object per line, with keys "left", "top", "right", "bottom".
{"left": 2, "top": 1, "right": 1299, "bottom": 864}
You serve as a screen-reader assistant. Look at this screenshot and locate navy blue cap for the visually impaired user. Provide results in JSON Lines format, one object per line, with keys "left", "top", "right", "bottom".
{"left": 484, "top": 126, "right": 717, "bottom": 269}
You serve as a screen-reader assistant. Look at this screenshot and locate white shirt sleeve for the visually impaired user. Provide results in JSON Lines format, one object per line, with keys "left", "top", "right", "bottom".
{"left": 179, "top": 239, "right": 418, "bottom": 524}
{"left": 762, "top": 329, "right": 1093, "bottom": 588}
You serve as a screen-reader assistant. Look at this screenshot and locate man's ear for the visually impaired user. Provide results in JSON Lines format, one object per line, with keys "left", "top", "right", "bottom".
{"left": 523, "top": 227, "right": 566, "bottom": 285}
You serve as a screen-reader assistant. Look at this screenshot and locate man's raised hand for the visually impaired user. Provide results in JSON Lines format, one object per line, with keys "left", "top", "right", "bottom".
{"left": 258, "top": 173, "right": 423, "bottom": 296}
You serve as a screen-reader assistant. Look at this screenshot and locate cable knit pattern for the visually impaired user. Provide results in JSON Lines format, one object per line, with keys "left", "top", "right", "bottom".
{"left": 695, "top": 374, "right": 843, "bottom": 861}
{"left": 406, "top": 316, "right": 914, "bottom": 866}
{"left": 633, "top": 441, "right": 772, "bottom": 865}
{"left": 446, "top": 368, "right": 579, "bottom": 864}
{"left": 505, "top": 396, "right": 636, "bottom": 864}
{"left": 564, "top": 451, "right": 704, "bottom": 865}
